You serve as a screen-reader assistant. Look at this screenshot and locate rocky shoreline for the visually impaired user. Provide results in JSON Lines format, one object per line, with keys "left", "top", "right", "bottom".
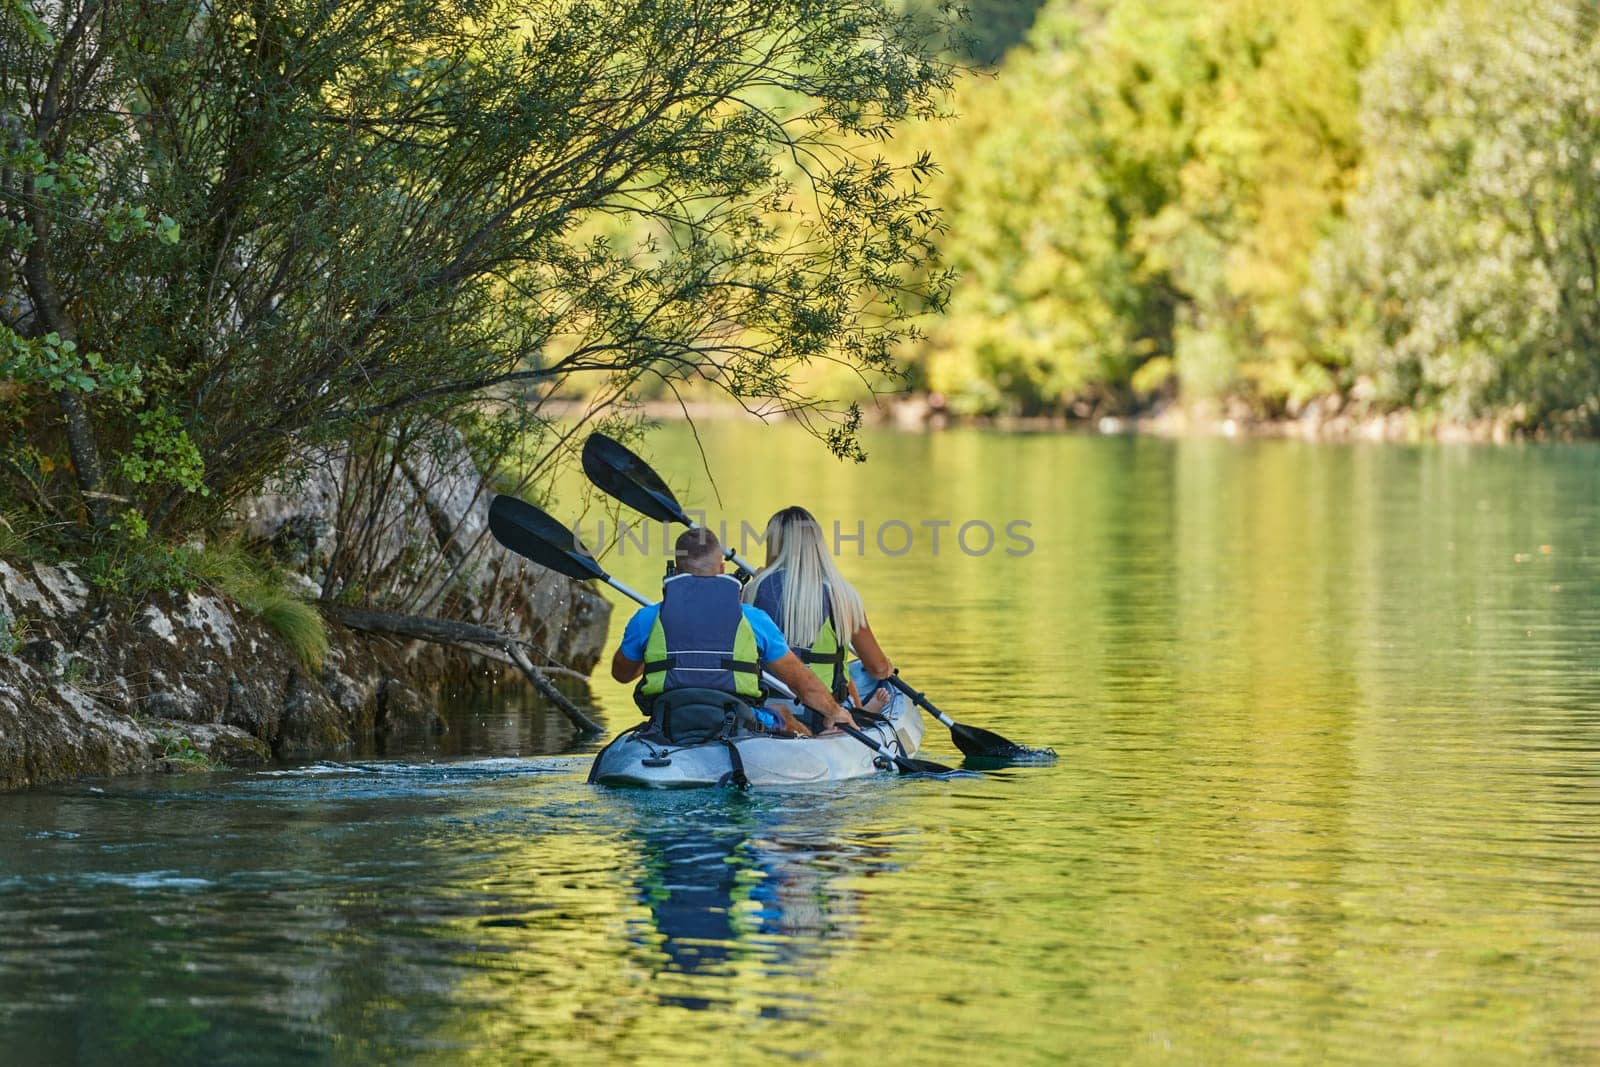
{"left": 0, "top": 558, "right": 610, "bottom": 792}
{"left": 0, "top": 430, "right": 615, "bottom": 793}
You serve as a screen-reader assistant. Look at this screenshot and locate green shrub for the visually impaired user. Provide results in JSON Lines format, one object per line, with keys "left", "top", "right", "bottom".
{"left": 156, "top": 734, "right": 216, "bottom": 772}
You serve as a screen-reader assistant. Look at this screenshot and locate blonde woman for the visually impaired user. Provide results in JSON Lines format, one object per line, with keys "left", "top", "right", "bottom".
{"left": 743, "top": 506, "right": 895, "bottom": 725}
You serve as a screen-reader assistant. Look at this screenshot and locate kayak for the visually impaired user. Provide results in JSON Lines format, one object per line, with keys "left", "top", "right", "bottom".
{"left": 588, "top": 663, "right": 925, "bottom": 788}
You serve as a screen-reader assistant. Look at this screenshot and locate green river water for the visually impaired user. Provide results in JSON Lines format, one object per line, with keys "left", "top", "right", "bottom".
{"left": 3, "top": 424, "right": 1599, "bottom": 1064}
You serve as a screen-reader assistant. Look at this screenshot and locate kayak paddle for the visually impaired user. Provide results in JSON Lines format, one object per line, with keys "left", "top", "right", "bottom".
{"left": 487, "top": 492, "right": 655, "bottom": 604}
{"left": 486, "top": 494, "right": 957, "bottom": 775}
{"left": 886, "top": 674, "right": 1055, "bottom": 762}
{"left": 580, "top": 432, "right": 756, "bottom": 580}
{"left": 578, "top": 432, "right": 1051, "bottom": 762}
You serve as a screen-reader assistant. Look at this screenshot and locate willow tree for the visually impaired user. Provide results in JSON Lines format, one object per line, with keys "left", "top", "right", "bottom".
{"left": 0, "top": 0, "right": 953, "bottom": 547}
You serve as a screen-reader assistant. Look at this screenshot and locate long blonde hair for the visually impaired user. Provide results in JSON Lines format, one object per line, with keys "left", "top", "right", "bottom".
{"left": 743, "top": 506, "right": 866, "bottom": 648}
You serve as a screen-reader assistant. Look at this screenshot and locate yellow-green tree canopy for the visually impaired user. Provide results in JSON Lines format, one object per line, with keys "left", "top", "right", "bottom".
{"left": 1311, "top": 0, "right": 1600, "bottom": 433}
{"left": 908, "top": 0, "right": 1422, "bottom": 417}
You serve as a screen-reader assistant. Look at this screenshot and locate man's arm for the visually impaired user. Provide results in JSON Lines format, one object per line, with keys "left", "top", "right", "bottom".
{"left": 611, "top": 648, "right": 643, "bottom": 684}
{"left": 610, "top": 604, "right": 656, "bottom": 684}
{"left": 766, "top": 652, "right": 853, "bottom": 730}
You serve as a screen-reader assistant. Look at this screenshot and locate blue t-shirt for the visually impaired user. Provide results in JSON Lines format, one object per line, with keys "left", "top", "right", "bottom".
{"left": 618, "top": 602, "right": 791, "bottom": 665}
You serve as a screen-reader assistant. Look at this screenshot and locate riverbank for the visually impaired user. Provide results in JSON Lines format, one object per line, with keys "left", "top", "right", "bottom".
{"left": 0, "top": 558, "right": 610, "bottom": 791}
{"left": 915, "top": 403, "right": 1574, "bottom": 447}
{"left": 553, "top": 395, "right": 1589, "bottom": 445}
{"left": 0, "top": 432, "right": 615, "bottom": 792}
{"left": 882, "top": 393, "right": 1597, "bottom": 443}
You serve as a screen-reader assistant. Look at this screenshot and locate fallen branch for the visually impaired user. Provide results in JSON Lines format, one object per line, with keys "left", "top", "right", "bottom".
{"left": 328, "top": 605, "right": 605, "bottom": 735}
{"left": 449, "top": 642, "right": 592, "bottom": 683}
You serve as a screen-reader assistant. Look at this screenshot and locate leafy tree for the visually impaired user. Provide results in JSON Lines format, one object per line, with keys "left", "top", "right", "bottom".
{"left": 1309, "top": 0, "right": 1600, "bottom": 432}
{"left": 904, "top": 0, "right": 1422, "bottom": 417}
{"left": 904, "top": 0, "right": 1051, "bottom": 66}
{"left": 0, "top": 0, "right": 954, "bottom": 549}
{"left": 905, "top": 5, "right": 1176, "bottom": 416}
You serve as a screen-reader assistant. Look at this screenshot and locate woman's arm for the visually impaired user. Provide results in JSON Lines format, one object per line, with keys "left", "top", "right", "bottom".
{"left": 851, "top": 620, "right": 894, "bottom": 680}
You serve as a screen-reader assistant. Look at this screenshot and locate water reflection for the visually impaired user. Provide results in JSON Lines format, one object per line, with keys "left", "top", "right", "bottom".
{"left": 622, "top": 791, "right": 894, "bottom": 1015}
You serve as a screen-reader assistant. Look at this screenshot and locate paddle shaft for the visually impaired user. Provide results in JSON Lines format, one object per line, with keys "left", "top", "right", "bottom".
{"left": 603, "top": 574, "right": 653, "bottom": 608}
{"left": 887, "top": 674, "right": 956, "bottom": 727}
{"left": 833, "top": 721, "right": 926, "bottom": 775}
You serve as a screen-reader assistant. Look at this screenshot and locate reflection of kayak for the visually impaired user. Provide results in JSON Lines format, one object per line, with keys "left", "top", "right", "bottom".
{"left": 590, "top": 663, "right": 925, "bottom": 788}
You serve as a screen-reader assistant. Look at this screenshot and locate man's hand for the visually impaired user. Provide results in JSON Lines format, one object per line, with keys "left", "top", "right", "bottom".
{"left": 815, "top": 704, "right": 855, "bottom": 733}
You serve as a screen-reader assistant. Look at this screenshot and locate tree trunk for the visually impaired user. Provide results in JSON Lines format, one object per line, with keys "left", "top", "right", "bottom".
{"left": 21, "top": 244, "right": 108, "bottom": 527}
{"left": 19, "top": 5, "right": 110, "bottom": 527}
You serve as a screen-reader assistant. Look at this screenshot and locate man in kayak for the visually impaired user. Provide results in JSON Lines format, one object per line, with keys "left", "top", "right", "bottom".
{"left": 610, "top": 528, "right": 857, "bottom": 736}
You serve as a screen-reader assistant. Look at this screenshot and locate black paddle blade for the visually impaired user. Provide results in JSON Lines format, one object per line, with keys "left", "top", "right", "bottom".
{"left": 886, "top": 674, "right": 1050, "bottom": 762}
{"left": 949, "top": 722, "right": 1057, "bottom": 762}
{"left": 487, "top": 495, "right": 609, "bottom": 582}
{"left": 901, "top": 756, "right": 968, "bottom": 775}
{"left": 581, "top": 433, "right": 692, "bottom": 527}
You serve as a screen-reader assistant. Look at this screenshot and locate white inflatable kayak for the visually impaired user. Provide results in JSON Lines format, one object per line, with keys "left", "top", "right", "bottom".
{"left": 589, "top": 663, "right": 924, "bottom": 788}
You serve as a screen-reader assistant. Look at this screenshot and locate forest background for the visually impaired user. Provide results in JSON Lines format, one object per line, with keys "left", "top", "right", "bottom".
{"left": 2, "top": 0, "right": 1596, "bottom": 604}
{"left": 887, "top": 0, "right": 1600, "bottom": 433}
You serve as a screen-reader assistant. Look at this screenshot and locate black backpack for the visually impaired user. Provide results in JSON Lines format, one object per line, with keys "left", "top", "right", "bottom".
{"left": 643, "top": 688, "right": 765, "bottom": 744}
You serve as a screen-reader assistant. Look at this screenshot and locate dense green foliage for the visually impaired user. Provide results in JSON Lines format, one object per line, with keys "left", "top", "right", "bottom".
{"left": 1311, "top": 0, "right": 1600, "bottom": 433}
{"left": 6, "top": 0, "right": 1594, "bottom": 596}
{"left": 911, "top": 0, "right": 1417, "bottom": 416}
{"left": 905, "top": 0, "right": 1600, "bottom": 431}
{"left": 0, "top": 0, "right": 952, "bottom": 563}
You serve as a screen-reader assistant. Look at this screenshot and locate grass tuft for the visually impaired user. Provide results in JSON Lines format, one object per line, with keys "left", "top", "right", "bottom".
{"left": 0, "top": 514, "right": 20, "bottom": 560}
{"left": 0, "top": 511, "right": 52, "bottom": 565}
{"left": 191, "top": 541, "right": 328, "bottom": 672}
{"left": 255, "top": 594, "right": 329, "bottom": 674}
